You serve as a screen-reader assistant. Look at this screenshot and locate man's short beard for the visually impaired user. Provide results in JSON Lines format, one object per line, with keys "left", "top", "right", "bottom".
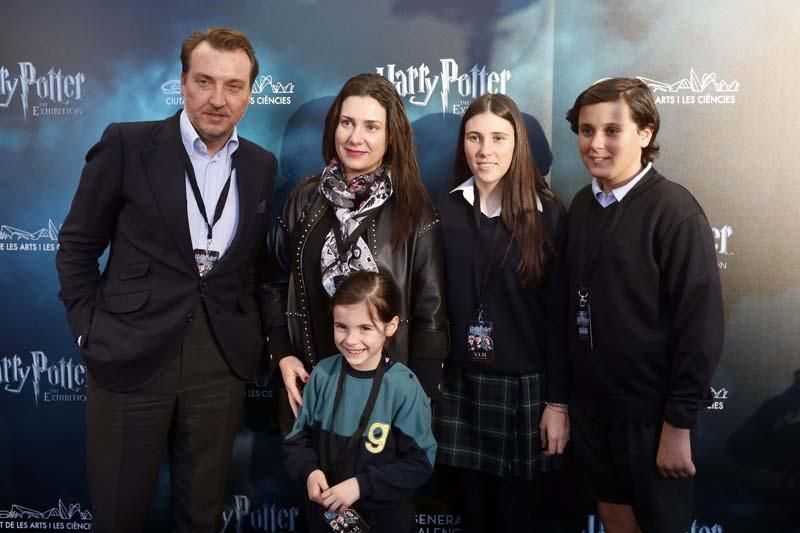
{"left": 197, "top": 126, "right": 231, "bottom": 146}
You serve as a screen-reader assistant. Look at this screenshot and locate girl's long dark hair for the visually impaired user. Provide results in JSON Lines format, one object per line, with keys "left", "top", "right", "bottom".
{"left": 453, "top": 93, "right": 557, "bottom": 286}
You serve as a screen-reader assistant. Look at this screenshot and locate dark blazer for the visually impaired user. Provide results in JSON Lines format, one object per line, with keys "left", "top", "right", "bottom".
{"left": 56, "top": 112, "right": 276, "bottom": 391}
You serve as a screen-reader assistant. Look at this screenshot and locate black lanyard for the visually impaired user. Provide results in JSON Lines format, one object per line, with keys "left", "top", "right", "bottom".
{"left": 183, "top": 156, "right": 234, "bottom": 248}
{"left": 471, "top": 184, "right": 505, "bottom": 316}
{"left": 576, "top": 170, "right": 656, "bottom": 290}
{"left": 327, "top": 357, "right": 386, "bottom": 480}
{"left": 576, "top": 196, "right": 626, "bottom": 294}
{"left": 330, "top": 208, "right": 380, "bottom": 256}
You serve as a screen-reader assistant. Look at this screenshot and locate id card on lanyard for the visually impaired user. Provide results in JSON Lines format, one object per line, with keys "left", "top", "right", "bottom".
{"left": 183, "top": 153, "right": 234, "bottom": 277}
{"left": 466, "top": 184, "right": 504, "bottom": 365}
{"left": 575, "top": 196, "right": 626, "bottom": 352}
{"left": 323, "top": 358, "right": 385, "bottom": 531}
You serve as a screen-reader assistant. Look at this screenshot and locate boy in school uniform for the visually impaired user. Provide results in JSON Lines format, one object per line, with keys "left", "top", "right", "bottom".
{"left": 564, "top": 78, "right": 724, "bottom": 533}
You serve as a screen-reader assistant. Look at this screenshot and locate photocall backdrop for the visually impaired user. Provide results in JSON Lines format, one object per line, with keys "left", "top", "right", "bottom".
{"left": 1, "top": 1, "right": 798, "bottom": 531}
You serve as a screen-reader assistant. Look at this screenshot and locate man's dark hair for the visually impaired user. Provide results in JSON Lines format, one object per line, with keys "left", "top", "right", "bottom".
{"left": 181, "top": 28, "right": 259, "bottom": 86}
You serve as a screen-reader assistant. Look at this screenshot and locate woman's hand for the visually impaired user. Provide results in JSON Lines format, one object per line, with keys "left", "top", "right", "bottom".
{"left": 540, "top": 404, "right": 570, "bottom": 456}
{"left": 279, "top": 355, "right": 309, "bottom": 417}
{"left": 321, "top": 477, "right": 360, "bottom": 512}
{"left": 306, "top": 469, "right": 330, "bottom": 506}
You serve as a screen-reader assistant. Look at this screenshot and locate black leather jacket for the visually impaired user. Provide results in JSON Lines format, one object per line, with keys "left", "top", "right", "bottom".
{"left": 264, "top": 177, "right": 448, "bottom": 397}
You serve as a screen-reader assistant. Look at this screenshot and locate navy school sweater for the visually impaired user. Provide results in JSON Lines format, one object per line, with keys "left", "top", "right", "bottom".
{"left": 436, "top": 189, "right": 570, "bottom": 403}
{"left": 566, "top": 168, "right": 724, "bottom": 429}
{"left": 283, "top": 355, "right": 436, "bottom": 510}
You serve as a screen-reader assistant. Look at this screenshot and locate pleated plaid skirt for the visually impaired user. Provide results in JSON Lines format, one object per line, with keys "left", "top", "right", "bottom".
{"left": 433, "top": 367, "right": 559, "bottom": 480}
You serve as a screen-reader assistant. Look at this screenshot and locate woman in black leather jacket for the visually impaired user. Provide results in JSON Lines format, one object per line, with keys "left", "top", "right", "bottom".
{"left": 264, "top": 73, "right": 447, "bottom": 423}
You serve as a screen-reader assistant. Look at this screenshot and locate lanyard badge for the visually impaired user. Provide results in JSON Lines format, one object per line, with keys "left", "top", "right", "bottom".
{"left": 576, "top": 288, "right": 593, "bottom": 351}
{"left": 184, "top": 156, "right": 234, "bottom": 277}
{"left": 323, "top": 508, "right": 370, "bottom": 532}
{"left": 466, "top": 306, "right": 495, "bottom": 364}
{"left": 465, "top": 184, "right": 503, "bottom": 365}
{"left": 194, "top": 249, "right": 220, "bottom": 276}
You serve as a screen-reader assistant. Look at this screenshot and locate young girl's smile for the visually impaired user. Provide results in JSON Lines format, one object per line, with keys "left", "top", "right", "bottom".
{"left": 333, "top": 302, "right": 399, "bottom": 371}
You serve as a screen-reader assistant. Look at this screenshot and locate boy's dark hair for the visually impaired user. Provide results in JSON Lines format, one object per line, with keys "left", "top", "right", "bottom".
{"left": 332, "top": 270, "right": 401, "bottom": 326}
{"left": 566, "top": 77, "right": 660, "bottom": 164}
{"left": 181, "top": 28, "right": 259, "bottom": 86}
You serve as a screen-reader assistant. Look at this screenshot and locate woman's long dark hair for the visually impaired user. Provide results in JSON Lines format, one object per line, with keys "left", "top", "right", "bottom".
{"left": 322, "top": 73, "right": 429, "bottom": 249}
{"left": 453, "top": 93, "right": 557, "bottom": 287}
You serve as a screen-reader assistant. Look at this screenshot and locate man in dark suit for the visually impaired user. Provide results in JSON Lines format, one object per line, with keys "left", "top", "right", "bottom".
{"left": 55, "top": 28, "right": 276, "bottom": 533}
